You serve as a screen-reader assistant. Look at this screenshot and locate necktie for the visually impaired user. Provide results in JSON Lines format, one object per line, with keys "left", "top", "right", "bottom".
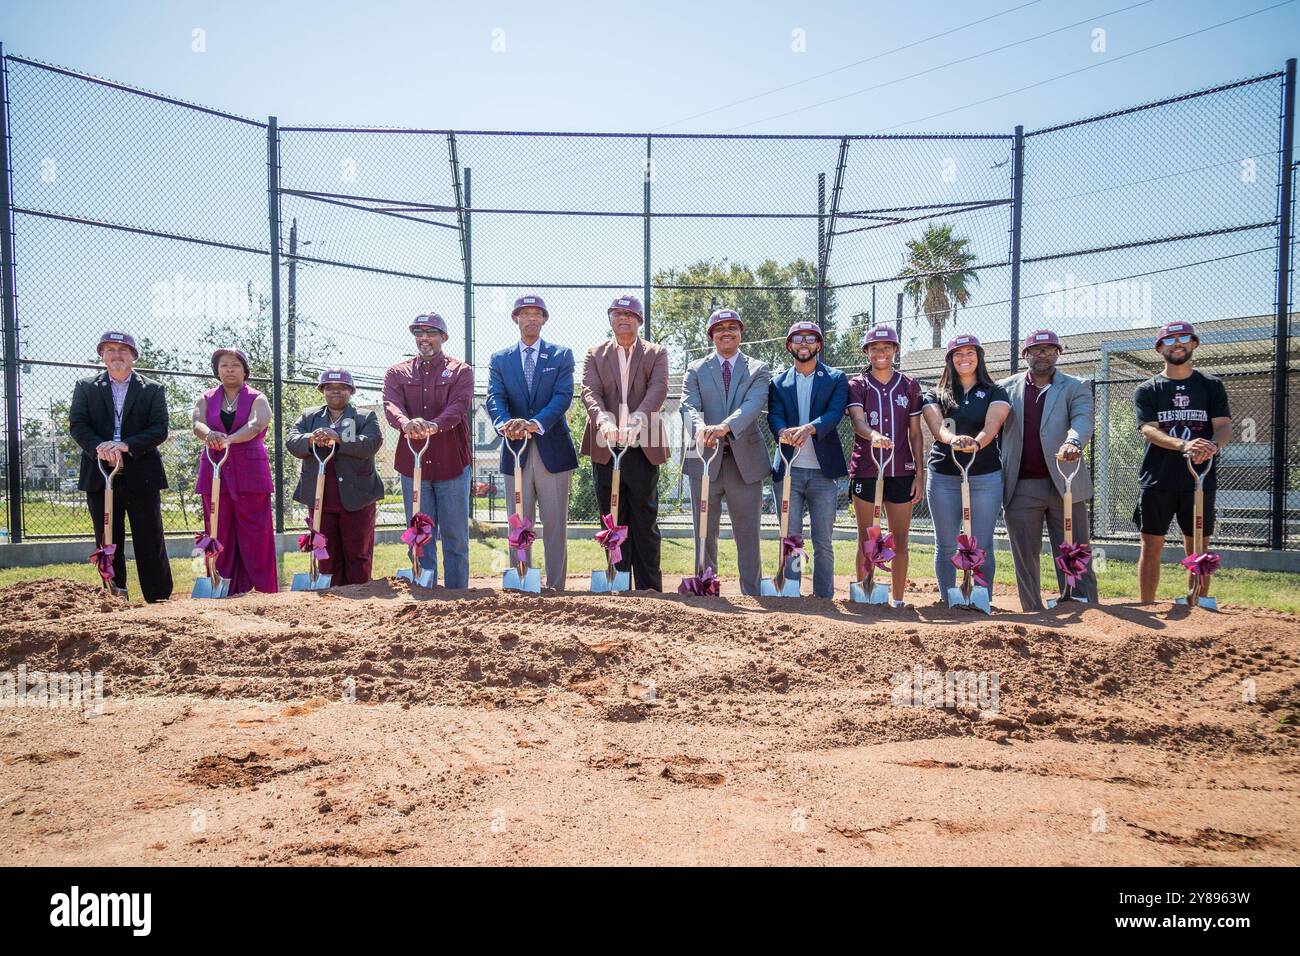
{"left": 721, "top": 359, "right": 732, "bottom": 398}
{"left": 524, "top": 346, "right": 536, "bottom": 392}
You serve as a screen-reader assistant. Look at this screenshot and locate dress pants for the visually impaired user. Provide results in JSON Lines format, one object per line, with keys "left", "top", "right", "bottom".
{"left": 504, "top": 451, "right": 572, "bottom": 590}
{"left": 1004, "top": 478, "right": 1099, "bottom": 610}
{"left": 313, "top": 502, "right": 377, "bottom": 586}
{"left": 688, "top": 451, "right": 764, "bottom": 596}
{"left": 593, "top": 446, "right": 662, "bottom": 591}
{"left": 202, "top": 490, "right": 278, "bottom": 594}
{"left": 86, "top": 485, "right": 174, "bottom": 602}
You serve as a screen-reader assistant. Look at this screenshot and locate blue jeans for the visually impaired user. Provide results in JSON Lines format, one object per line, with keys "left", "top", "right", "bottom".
{"left": 400, "top": 465, "right": 471, "bottom": 589}
{"left": 776, "top": 467, "right": 839, "bottom": 598}
{"left": 927, "top": 469, "right": 1003, "bottom": 595}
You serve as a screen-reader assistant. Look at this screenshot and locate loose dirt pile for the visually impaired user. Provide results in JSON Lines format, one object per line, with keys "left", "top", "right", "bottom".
{"left": 1, "top": 577, "right": 1297, "bottom": 865}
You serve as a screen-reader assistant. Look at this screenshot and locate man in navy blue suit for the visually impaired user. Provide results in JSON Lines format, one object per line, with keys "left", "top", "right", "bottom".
{"left": 486, "top": 294, "right": 579, "bottom": 589}
{"left": 767, "top": 321, "right": 848, "bottom": 598}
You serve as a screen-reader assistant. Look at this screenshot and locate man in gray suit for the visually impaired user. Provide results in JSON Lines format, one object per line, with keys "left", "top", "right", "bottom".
{"left": 999, "top": 329, "right": 1098, "bottom": 610}
{"left": 682, "top": 308, "right": 772, "bottom": 595}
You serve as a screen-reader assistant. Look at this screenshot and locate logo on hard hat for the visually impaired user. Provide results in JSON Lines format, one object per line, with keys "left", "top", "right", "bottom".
{"left": 523, "top": 297, "right": 536, "bottom": 304}
{"left": 1035, "top": 333, "right": 1050, "bottom": 341}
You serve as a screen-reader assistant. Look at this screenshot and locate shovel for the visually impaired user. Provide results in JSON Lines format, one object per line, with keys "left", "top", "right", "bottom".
{"left": 89, "top": 457, "right": 127, "bottom": 598}
{"left": 502, "top": 433, "right": 541, "bottom": 593}
{"left": 292, "top": 441, "right": 335, "bottom": 592}
{"left": 946, "top": 443, "right": 991, "bottom": 614}
{"left": 396, "top": 434, "right": 436, "bottom": 588}
{"left": 678, "top": 436, "right": 722, "bottom": 595}
{"left": 760, "top": 441, "right": 802, "bottom": 598}
{"left": 850, "top": 438, "right": 895, "bottom": 605}
{"left": 590, "top": 437, "right": 632, "bottom": 594}
{"left": 1174, "top": 452, "right": 1220, "bottom": 611}
{"left": 1047, "top": 453, "right": 1091, "bottom": 608}
{"left": 192, "top": 444, "right": 232, "bottom": 599}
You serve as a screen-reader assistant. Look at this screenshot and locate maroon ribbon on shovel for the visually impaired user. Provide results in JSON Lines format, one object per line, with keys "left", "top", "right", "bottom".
{"left": 678, "top": 566, "right": 720, "bottom": 597}
{"left": 89, "top": 543, "right": 116, "bottom": 582}
{"left": 860, "top": 526, "right": 895, "bottom": 572}
{"left": 298, "top": 530, "right": 329, "bottom": 562}
{"left": 193, "top": 530, "right": 224, "bottom": 557}
{"left": 1054, "top": 541, "right": 1092, "bottom": 588}
{"left": 402, "top": 513, "right": 434, "bottom": 559}
{"left": 595, "top": 513, "right": 628, "bottom": 564}
{"left": 780, "top": 534, "right": 808, "bottom": 572}
{"left": 951, "top": 533, "right": 988, "bottom": 587}
{"left": 507, "top": 513, "right": 535, "bottom": 563}
{"left": 1180, "top": 551, "right": 1221, "bottom": 577}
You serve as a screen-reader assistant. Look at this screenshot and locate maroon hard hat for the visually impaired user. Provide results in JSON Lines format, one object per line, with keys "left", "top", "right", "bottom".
{"left": 210, "top": 348, "right": 250, "bottom": 379}
{"left": 410, "top": 313, "right": 448, "bottom": 335}
{"left": 786, "top": 320, "right": 822, "bottom": 343}
{"left": 861, "top": 324, "right": 899, "bottom": 351}
{"left": 512, "top": 295, "right": 549, "bottom": 319}
{"left": 1021, "top": 329, "right": 1063, "bottom": 355}
{"left": 317, "top": 368, "right": 355, "bottom": 392}
{"left": 1155, "top": 321, "right": 1198, "bottom": 350}
{"left": 96, "top": 330, "right": 138, "bottom": 358}
{"left": 608, "top": 295, "right": 643, "bottom": 322}
{"left": 945, "top": 334, "right": 983, "bottom": 357}
{"left": 706, "top": 308, "right": 743, "bottom": 338}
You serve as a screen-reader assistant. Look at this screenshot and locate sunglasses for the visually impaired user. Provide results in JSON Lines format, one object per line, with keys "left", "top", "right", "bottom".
{"left": 789, "top": 334, "right": 821, "bottom": 345}
{"left": 1160, "top": 334, "right": 1193, "bottom": 346}
{"left": 411, "top": 329, "right": 442, "bottom": 337}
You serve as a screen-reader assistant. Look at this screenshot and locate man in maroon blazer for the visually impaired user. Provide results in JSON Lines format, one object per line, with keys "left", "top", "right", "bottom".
{"left": 580, "top": 295, "right": 670, "bottom": 590}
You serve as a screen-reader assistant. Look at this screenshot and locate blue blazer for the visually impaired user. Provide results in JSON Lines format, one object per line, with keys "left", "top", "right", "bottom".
{"left": 767, "top": 361, "right": 849, "bottom": 481}
{"left": 486, "top": 339, "right": 580, "bottom": 474}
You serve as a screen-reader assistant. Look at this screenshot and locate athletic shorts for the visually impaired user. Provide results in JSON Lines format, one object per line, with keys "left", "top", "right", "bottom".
{"left": 1132, "top": 486, "right": 1216, "bottom": 539}
{"left": 850, "top": 475, "right": 914, "bottom": 506}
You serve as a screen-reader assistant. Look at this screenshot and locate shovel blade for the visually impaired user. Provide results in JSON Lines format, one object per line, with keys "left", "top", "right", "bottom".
{"left": 869, "top": 582, "right": 891, "bottom": 605}
{"left": 503, "top": 567, "right": 541, "bottom": 593}
{"left": 191, "top": 576, "right": 230, "bottom": 600}
{"left": 589, "top": 569, "right": 630, "bottom": 593}
{"left": 849, "top": 580, "right": 868, "bottom": 603}
{"left": 1046, "top": 593, "right": 1089, "bottom": 609}
{"left": 292, "top": 571, "right": 333, "bottom": 592}
{"left": 1174, "top": 594, "right": 1218, "bottom": 611}
{"left": 969, "top": 587, "right": 992, "bottom": 615}
{"left": 946, "top": 586, "right": 969, "bottom": 608}
{"left": 396, "top": 568, "right": 435, "bottom": 589}
{"left": 759, "top": 576, "right": 801, "bottom": 598}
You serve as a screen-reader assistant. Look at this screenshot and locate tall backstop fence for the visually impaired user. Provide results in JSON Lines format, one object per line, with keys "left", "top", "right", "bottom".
{"left": 0, "top": 46, "right": 1295, "bottom": 550}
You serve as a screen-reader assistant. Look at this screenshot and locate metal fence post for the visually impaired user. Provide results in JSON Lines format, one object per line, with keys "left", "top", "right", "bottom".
{"left": 816, "top": 173, "right": 826, "bottom": 326}
{"left": 464, "top": 166, "right": 474, "bottom": 370}
{"left": 1009, "top": 124, "right": 1025, "bottom": 375}
{"left": 1271, "top": 57, "right": 1296, "bottom": 551}
{"left": 0, "top": 44, "right": 22, "bottom": 543}
{"left": 266, "top": 115, "right": 284, "bottom": 535}
{"left": 643, "top": 136, "right": 651, "bottom": 340}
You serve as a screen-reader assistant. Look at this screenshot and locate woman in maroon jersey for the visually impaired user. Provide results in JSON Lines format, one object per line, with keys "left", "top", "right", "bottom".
{"left": 845, "top": 325, "right": 926, "bottom": 606}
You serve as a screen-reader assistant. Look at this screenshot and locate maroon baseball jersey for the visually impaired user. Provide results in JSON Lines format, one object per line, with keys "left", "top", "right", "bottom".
{"left": 846, "top": 371, "right": 923, "bottom": 477}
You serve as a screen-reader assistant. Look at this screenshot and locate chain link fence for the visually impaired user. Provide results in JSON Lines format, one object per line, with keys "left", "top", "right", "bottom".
{"left": 0, "top": 48, "right": 1295, "bottom": 550}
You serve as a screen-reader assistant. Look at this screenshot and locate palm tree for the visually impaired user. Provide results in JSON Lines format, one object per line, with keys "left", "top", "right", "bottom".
{"left": 898, "top": 224, "right": 979, "bottom": 348}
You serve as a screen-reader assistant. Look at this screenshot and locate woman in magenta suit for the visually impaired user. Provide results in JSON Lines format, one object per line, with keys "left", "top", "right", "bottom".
{"left": 192, "top": 348, "right": 278, "bottom": 594}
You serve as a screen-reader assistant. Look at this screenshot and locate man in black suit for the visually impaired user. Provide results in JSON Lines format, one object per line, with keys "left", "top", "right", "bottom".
{"left": 68, "top": 331, "right": 174, "bottom": 601}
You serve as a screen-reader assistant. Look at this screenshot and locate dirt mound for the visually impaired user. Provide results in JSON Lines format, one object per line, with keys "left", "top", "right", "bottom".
{"left": 2, "top": 578, "right": 1296, "bottom": 758}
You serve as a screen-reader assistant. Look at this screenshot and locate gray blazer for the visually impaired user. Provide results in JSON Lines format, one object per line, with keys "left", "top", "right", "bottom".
{"left": 682, "top": 351, "right": 771, "bottom": 484}
{"left": 998, "top": 370, "right": 1094, "bottom": 505}
{"left": 286, "top": 405, "right": 385, "bottom": 512}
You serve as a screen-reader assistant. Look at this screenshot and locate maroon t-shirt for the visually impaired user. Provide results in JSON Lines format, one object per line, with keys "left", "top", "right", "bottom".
{"left": 846, "top": 371, "right": 923, "bottom": 478}
{"left": 1018, "top": 373, "right": 1051, "bottom": 481}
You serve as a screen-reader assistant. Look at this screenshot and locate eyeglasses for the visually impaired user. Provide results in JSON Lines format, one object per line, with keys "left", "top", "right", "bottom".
{"left": 411, "top": 329, "right": 442, "bottom": 338}
{"left": 1159, "top": 334, "right": 1193, "bottom": 346}
{"left": 789, "top": 334, "right": 821, "bottom": 345}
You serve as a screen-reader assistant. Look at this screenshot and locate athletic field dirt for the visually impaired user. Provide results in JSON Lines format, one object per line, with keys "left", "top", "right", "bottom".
{"left": 1, "top": 577, "right": 1297, "bottom": 865}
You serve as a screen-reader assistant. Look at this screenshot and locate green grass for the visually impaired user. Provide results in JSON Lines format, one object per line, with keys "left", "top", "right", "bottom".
{"left": 3, "top": 536, "right": 1298, "bottom": 612}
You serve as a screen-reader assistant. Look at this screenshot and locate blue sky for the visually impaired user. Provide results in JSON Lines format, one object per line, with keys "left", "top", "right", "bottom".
{"left": 2, "top": 0, "right": 1295, "bottom": 133}
{"left": 0, "top": 0, "right": 1295, "bottom": 408}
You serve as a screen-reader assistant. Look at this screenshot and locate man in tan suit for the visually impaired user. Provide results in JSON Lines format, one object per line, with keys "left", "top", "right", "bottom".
{"left": 580, "top": 295, "right": 670, "bottom": 590}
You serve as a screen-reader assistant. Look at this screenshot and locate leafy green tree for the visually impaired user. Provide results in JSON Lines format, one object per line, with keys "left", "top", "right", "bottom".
{"left": 898, "top": 224, "right": 979, "bottom": 348}
{"left": 650, "top": 258, "right": 853, "bottom": 373}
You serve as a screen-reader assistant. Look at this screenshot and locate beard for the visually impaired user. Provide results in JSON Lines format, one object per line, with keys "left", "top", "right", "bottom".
{"left": 1166, "top": 350, "right": 1191, "bottom": 366}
